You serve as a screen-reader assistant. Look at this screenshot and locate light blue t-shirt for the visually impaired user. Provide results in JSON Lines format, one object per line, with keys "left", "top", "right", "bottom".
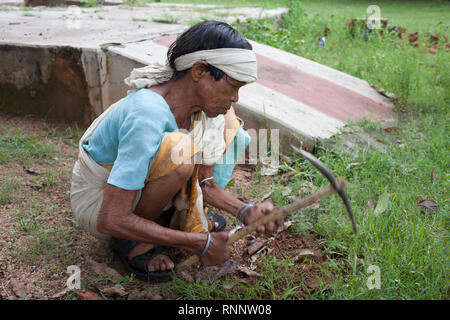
{"left": 83, "top": 88, "right": 251, "bottom": 191}
{"left": 83, "top": 88, "right": 178, "bottom": 190}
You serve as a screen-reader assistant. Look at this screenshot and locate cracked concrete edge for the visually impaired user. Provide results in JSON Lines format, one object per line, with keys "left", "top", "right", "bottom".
{"left": 0, "top": 38, "right": 345, "bottom": 150}
{"left": 0, "top": 36, "right": 375, "bottom": 153}
{"left": 80, "top": 47, "right": 107, "bottom": 117}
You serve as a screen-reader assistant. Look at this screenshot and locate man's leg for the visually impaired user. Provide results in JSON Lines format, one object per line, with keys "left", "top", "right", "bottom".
{"left": 123, "top": 132, "right": 198, "bottom": 272}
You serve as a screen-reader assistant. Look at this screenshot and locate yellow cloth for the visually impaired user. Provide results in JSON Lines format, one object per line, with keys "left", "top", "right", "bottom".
{"left": 70, "top": 101, "right": 241, "bottom": 239}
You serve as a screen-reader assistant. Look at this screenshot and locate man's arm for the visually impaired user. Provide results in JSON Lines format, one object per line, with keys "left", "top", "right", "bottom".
{"left": 96, "top": 183, "right": 229, "bottom": 265}
{"left": 199, "top": 165, "right": 282, "bottom": 234}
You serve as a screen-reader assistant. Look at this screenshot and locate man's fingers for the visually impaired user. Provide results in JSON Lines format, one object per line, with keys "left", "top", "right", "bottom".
{"left": 256, "top": 225, "right": 265, "bottom": 234}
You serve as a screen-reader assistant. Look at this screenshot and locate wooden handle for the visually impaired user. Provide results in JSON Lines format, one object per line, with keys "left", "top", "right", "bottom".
{"left": 175, "top": 179, "right": 346, "bottom": 273}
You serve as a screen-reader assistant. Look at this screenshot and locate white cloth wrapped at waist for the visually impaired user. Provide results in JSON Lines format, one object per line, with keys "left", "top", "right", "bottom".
{"left": 70, "top": 100, "right": 228, "bottom": 239}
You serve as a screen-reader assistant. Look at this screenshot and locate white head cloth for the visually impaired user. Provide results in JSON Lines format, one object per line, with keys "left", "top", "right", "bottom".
{"left": 124, "top": 48, "right": 258, "bottom": 89}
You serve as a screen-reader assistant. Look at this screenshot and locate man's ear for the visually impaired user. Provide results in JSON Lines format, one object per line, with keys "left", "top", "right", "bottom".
{"left": 191, "top": 61, "right": 210, "bottom": 82}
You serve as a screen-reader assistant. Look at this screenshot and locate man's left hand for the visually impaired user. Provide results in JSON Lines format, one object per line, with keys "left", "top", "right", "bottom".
{"left": 243, "top": 202, "right": 284, "bottom": 235}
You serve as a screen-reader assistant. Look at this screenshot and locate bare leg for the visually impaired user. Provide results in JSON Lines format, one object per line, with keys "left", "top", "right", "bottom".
{"left": 134, "top": 162, "right": 194, "bottom": 220}
{"left": 127, "top": 162, "right": 194, "bottom": 271}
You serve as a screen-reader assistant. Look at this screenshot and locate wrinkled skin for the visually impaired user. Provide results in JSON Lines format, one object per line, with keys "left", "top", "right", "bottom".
{"left": 96, "top": 62, "right": 283, "bottom": 272}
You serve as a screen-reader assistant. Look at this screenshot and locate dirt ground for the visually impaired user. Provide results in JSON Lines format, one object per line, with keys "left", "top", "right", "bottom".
{"left": 0, "top": 110, "right": 329, "bottom": 300}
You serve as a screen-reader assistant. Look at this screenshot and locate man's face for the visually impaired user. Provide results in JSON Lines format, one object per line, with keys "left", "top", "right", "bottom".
{"left": 199, "top": 73, "right": 247, "bottom": 118}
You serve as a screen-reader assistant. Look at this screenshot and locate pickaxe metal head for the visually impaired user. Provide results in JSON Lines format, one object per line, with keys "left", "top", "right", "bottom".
{"left": 291, "top": 144, "right": 357, "bottom": 234}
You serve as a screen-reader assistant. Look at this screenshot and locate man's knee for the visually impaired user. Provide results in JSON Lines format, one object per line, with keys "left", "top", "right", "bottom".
{"left": 174, "top": 161, "right": 195, "bottom": 180}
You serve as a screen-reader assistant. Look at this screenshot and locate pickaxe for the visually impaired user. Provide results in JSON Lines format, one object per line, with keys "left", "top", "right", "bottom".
{"left": 176, "top": 146, "right": 357, "bottom": 272}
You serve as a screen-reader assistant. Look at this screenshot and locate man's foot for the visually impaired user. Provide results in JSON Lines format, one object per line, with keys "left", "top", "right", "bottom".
{"left": 112, "top": 238, "right": 174, "bottom": 283}
{"left": 208, "top": 214, "right": 226, "bottom": 232}
{"left": 128, "top": 243, "right": 175, "bottom": 272}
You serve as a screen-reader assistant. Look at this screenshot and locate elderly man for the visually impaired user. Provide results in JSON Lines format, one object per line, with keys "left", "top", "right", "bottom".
{"left": 70, "top": 21, "right": 282, "bottom": 283}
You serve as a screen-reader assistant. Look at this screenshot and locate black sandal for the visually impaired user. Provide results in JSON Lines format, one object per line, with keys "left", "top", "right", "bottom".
{"left": 112, "top": 238, "right": 174, "bottom": 283}
{"left": 208, "top": 214, "right": 226, "bottom": 232}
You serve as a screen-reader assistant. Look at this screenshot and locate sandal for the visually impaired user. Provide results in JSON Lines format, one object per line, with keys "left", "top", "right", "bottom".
{"left": 112, "top": 238, "right": 174, "bottom": 283}
{"left": 208, "top": 214, "right": 226, "bottom": 232}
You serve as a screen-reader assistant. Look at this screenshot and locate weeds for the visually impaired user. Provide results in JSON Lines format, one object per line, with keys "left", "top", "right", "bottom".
{"left": 231, "top": 0, "right": 449, "bottom": 299}
{"left": 0, "top": 130, "right": 56, "bottom": 164}
{"left": 0, "top": 0, "right": 448, "bottom": 300}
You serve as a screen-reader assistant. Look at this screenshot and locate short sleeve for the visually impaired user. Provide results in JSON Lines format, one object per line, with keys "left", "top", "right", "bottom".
{"left": 107, "top": 103, "right": 175, "bottom": 190}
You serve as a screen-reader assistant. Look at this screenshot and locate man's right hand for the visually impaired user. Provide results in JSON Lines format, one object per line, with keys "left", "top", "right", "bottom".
{"left": 199, "top": 231, "right": 230, "bottom": 266}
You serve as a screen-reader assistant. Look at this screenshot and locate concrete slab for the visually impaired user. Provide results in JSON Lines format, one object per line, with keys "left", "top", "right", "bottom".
{"left": 0, "top": 3, "right": 394, "bottom": 151}
{"left": 152, "top": 34, "right": 395, "bottom": 145}
{"left": 0, "top": 3, "right": 287, "bottom": 122}
{"left": 0, "top": 4, "right": 185, "bottom": 46}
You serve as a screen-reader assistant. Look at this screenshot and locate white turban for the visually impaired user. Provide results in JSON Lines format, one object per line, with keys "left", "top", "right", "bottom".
{"left": 124, "top": 48, "right": 258, "bottom": 89}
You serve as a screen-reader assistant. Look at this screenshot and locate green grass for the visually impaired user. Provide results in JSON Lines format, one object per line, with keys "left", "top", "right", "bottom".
{"left": 0, "top": 130, "right": 57, "bottom": 165}
{"left": 147, "top": 0, "right": 450, "bottom": 32}
{"left": 300, "top": 0, "right": 450, "bottom": 33}
{"left": 233, "top": 4, "right": 449, "bottom": 112}
{"left": 0, "top": 176, "right": 19, "bottom": 205}
{"left": 170, "top": 255, "right": 306, "bottom": 299}
{"left": 151, "top": 16, "right": 180, "bottom": 24}
{"left": 10, "top": 200, "right": 78, "bottom": 266}
{"left": 142, "top": 0, "right": 289, "bottom": 9}
{"left": 297, "top": 119, "right": 449, "bottom": 299}
{"left": 2, "top": 0, "right": 448, "bottom": 300}
{"left": 166, "top": 0, "right": 449, "bottom": 299}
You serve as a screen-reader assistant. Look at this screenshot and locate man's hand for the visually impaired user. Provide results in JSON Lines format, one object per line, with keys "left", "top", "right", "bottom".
{"left": 199, "top": 231, "right": 230, "bottom": 266}
{"left": 243, "top": 202, "right": 284, "bottom": 235}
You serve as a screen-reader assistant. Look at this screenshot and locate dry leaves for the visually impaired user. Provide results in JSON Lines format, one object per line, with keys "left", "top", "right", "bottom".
{"left": 9, "top": 279, "right": 27, "bottom": 298}
{"left": 195, "top": 260, "right": 238, "bottom": 284}
{"left": 75, "top": 291, "right": 103, "bottom": 300}
{"left": 179, "top": 270, "right": 194, "bottom": 283}
{"left": 418, "top": 200, "right": 439, "bottom": 214}
{"left": 292, "top": 249, "right": 315, "bottom": 263}
{"left": 246, "top": 238, "right": 268, "bottom": 256}
{"left": 237, "top": 265, "right": 261, "bottom": 278}
{"left": 86, "top": 258, "right": 123, "bottom": 282}
{"left": 49, "top": 288, "right": 69, "bottom": 299}
{"left": 145, "top": 292, "right": 164, "bottom": 300}
{"left": 261, "top": 191, "right": 273, "bottom": 201}
{"left": 97, "top": 284, "right": 128, "bottom": 298}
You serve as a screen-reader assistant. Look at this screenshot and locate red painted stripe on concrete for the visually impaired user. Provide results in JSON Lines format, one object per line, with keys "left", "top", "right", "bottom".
{"left": 256, "top": 54, "right": 393, "bottom": 122}
{"left": 153, "top": 34, "right": 393, "bottom": 122}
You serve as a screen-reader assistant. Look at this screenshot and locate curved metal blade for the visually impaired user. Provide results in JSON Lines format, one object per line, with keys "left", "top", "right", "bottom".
{"left": 291, "top": 144, "right": 357, "bottom": 234}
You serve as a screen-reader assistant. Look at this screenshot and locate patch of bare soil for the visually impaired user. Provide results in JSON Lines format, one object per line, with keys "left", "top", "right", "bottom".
{"left": 0, "top": 111, "right": 329, "bottom": 300}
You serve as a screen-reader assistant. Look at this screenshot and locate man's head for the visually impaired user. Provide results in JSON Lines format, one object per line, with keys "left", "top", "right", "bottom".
{"left": 167, "top": 21, "right": 256, "bottom": 117}
{"left": 167, "top": 20, "right": 253, "bottom": 81}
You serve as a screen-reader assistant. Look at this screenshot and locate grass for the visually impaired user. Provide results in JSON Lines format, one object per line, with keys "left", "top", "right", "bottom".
{"left": 0, "top": 129, "right": 57, "bottom": 165}
{"left": 170, "top": 255, "right": 305, "bottom": 299}
{"left": 172, "top": 0, "right": 449, "bottom": 299}
{"left": 147, "top": 0, "right": 450, "bottom": 32}
{"left": 141, "top": 0, "right": 288, "bottom": 9}
{"left": 232, "top": 1, "right": 449, "bottom": 299}
{"left": 0, "top": 120, "right": 81, "bottom": 264}
{"left": 1, "top": 0, "right": 448, "bottom": 301}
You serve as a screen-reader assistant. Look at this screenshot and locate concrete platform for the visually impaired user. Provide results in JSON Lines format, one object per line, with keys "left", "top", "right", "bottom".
{"left": 0, "top": 2, "right": 394, "bottom": 150}
{"left": 153, "top": 34, "right": 394, "bottom": 145}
